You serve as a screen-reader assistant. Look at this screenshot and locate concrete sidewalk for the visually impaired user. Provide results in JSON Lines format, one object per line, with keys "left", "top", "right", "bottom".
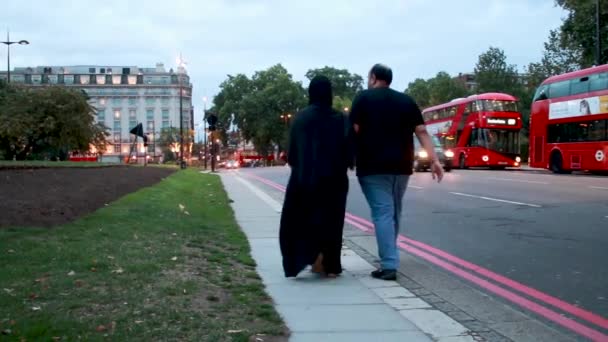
{"left": 220, "top": 172, "right": 476, "bottom": 342}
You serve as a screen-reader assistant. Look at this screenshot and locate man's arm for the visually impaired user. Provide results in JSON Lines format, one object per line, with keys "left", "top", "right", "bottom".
{"left": 350, "top": 93, "right": 363, "bottom": 133}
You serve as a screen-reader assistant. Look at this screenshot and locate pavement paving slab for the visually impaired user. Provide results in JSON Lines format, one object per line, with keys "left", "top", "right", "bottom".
{"left": 220, "top": 172, "right": 478, "bottom": 341}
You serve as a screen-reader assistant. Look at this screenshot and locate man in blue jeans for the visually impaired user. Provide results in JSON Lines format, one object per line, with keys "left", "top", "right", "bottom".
{"left": 350, "top": 64, "right": 443, "bottom": 280}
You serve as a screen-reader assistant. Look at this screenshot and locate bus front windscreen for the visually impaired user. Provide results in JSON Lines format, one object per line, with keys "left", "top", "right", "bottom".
{"left": 481, "top": 129, "right": 520, "bottom": 154}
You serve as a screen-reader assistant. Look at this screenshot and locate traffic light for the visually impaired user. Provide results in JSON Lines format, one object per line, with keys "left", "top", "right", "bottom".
{"left": 206, "top": 114, "right": 218, "bottom": 131}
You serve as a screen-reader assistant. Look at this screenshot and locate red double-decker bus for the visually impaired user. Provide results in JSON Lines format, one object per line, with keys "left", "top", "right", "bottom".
{"left": 422, "top": 93, "right": 523, "bottom": 169}
{"left": 529, "top": 64, "right": 608, "bottom": 173}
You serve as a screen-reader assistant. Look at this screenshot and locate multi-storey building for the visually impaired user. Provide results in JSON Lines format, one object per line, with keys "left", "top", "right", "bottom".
{"left": 0, "top": 63, "right": 193, "bottom": 162}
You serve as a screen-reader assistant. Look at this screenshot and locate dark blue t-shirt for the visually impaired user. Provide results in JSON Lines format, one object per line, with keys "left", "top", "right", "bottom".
{"left": 349, "top": 87, "right": 425, "bottom": 176}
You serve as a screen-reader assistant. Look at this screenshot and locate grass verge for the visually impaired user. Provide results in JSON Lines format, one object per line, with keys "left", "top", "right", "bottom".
{"left": 0, "top": 160, "right": 181, "bottom": 170}
{"left": 0, "top": 169, "right": 287, "bottom": 341}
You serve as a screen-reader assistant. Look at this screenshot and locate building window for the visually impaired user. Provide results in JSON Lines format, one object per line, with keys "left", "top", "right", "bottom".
{"left": 161, "top": 98, "right": 169, "bottom": 105}
{"left": 100, "top": 68, "right": 106, "bottom": 74}
{"left": 89, "top": 67, "right": 96, "bottom": 74}
{"left": 96, "top": 75, "right": 106, "bottom": 85}
{"left": 114, "top": 144, "right": 121, "bottom": 153}
{"left": 147, "top": 121, "right": 155, "bottom": 130}
{"left": 129, "top": 109, "right": 136, "bottom": 119}
{"left": 114, "top": 121, "right": 121, "bottom": 131}
{"left": 114, "top": 133, "right": 121, "bottom": 142}
{"left": 145, "top": 98, "right": 155, "bottom": 106}
{"left": 128, "top": 97, "right": 136, "bottom": 106}
{"left": 112, "top": 98, "right": 122, "bottom": 106}
{"left": 112, "top": 75, "right": 121, "bottom": 85}
{"left": 162, "top": 109, "right": 169, "bottom": 119}
{"left": 128, "top": 76, "right": 137, "bottom": 85}
{"left": 147, "top": 109, "right": 154, "bottom": 120}
{"left": 97, "top": 109, "right": 106, "bottom": 121}
{"left": 162, "top": 121, "right": 170, "bottom": 128}
{"left": 99, "top": 98, "right": 106, "bottom": 106}
{"left": 114, "top": 110, "right": 121, "bottom": 119}
{"left": 129, "top": 120, "right": 137, "bottom": 130}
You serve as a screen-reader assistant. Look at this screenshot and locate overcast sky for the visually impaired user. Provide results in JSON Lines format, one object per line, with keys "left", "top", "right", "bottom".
{"left": 3, "top": 0, "right": 566, "bottom": 123}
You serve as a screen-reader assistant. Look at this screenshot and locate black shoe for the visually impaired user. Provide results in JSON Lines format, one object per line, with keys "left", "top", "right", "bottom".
{"left": 371, "top": 269, "right": 397, "bottom": 280}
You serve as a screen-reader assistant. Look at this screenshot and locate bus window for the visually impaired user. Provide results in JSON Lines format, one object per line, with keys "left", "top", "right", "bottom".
{"left": 467, "top": 129, "right": 480, "bottom": 147}
{"left": 571, "top": 76, "right": 590, "bottom": 95}
{"left": 589, "top": 72, "right": 608, "bottom": 92}
{"left": 549, "top": 80, "right": 571, "bottom": 98}
{"left": 547, "top": 120, "right": 608, "bottom": 143}
{"left": 479, "top": 100, "right": 518, "bottom": 112}
{"left": 483, "top": 129, "right": 519, "bottom": 154}
{"left": 533, "top": 84, "right": 549, "bottom": 101}
{"left": 589, "top": 120, "right": 607, "bottom": 141}
{"left": 472, "top": 101, "right": 483, "bottom": 112}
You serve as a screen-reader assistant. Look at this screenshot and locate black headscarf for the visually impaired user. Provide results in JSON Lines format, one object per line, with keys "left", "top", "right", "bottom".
{"left": 308, "top": 75, "right": 333, "bottom": 107}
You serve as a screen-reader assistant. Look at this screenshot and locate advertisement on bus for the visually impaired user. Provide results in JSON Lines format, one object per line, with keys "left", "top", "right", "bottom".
{"left": 549, "top": 95, "right": 608, "bottom": 119}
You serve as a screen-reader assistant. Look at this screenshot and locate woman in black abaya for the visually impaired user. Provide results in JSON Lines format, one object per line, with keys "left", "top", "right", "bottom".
{"left": 279, "top": 75, "right": 354, "bottom": 278}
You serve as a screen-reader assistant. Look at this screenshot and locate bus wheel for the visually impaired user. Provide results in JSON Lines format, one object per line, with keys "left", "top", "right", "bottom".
{"left": 550, "top": 151, "right": 571, "bottom": 174}
{"left": 459, "top": 154, "right": 468, "bottom": 169}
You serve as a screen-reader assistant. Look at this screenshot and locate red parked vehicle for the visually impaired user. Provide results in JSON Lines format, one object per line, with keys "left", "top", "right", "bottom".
{"left": 528, "top": 64, "right": 608, "bottom": 173}
{"left": 422, "top": 93, "right": 523, "bottom": 169}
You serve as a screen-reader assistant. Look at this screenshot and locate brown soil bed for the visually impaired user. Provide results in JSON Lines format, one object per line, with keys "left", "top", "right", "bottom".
{"left": 0, "top": 166, "right": 176, "bottom": 228}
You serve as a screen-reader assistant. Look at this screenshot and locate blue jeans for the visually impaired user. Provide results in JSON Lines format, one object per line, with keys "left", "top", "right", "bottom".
{"left": 358, "top": 175, "right": 409, "bottom": 270}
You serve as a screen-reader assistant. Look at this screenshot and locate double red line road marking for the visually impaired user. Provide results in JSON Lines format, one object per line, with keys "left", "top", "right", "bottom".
{"left": 241, "top": 172, "right": 608, "bottom": 342}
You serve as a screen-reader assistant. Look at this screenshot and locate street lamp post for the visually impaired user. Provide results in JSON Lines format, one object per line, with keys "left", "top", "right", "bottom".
{"left": 203, "top": 96, "right": 208, "bottom": 170}
{"left": 596, "top": 0, "right": 602, "bottom": 66}
{"left": 177, "top": 55, "right": 187, "bottom": 169}
{"left": 1, "top": 30, "right": 29, "bottom": 83}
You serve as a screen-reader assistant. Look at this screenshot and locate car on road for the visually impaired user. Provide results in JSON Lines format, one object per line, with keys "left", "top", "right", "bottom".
{"left": 225, "top": 160, "right": 240, "bottom": 169}
{"left": 413, "top": 134, "right": 453, "bottom": 172}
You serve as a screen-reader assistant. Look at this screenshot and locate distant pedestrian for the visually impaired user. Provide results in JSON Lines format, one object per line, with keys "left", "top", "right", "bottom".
{"left": 350, "top": 63, "right": 443, "bottom": 281}
{"left": 279, "top": 75, "right": 354, "bottom": 278}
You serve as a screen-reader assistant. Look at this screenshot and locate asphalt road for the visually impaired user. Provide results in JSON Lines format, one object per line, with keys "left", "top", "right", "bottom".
{"left": 238, "top": 166, "right": 608, "bottom": 338}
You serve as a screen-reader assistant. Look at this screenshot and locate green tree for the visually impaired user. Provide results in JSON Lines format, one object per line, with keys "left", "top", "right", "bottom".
{"left": 0, "top": 83, "right": 109, "bottom": 160}
{"left": 158, "top": 127, "right": 193, "bottom": 162}
{"left": 404, "top": 78, "right": 431, "bottom": 108}
{"left": 405, "top": 73, "right": 468, "bottom": 109}
{"left": 555, "top": 0, "right": 608, "bottom": 67}
{"left": 91, "top": 123, "right": 111, "bottom": 157}
{"left": 243, "top": 65, "right": 306, "bottom": 156}
{"left": 213, "top": 74, "right": 252, "bottom": 143}
{"left": 333, "top": 96, "right": 352, "bottom": 113}
{"left": 427, "top": 72, "right": 469, "bottom": 106}
{"left": 305, "top": 66, "right": 364, "bottom": 100}
{"left": 212, "top": 65, "right": 306, "bottom": 157}
{"left": 474, "top": 47, "right": 520, "bottom": 94}
{"left": 526, "top": 29, "right": 582, "bottom": 88}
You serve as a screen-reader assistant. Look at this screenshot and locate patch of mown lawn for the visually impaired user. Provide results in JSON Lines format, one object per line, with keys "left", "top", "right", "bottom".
{"left": 0, "top": 169, "right": 287, "bottom": 341}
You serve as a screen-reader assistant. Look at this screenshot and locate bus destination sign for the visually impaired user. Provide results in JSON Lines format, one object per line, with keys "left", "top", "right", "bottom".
{"left": 487, "top": 117, "right": 517, "bottom": 125}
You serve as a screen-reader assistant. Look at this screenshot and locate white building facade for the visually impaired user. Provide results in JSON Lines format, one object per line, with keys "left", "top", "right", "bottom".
{"left": 0, "top": 63, "right": 193, "bottom": 161}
